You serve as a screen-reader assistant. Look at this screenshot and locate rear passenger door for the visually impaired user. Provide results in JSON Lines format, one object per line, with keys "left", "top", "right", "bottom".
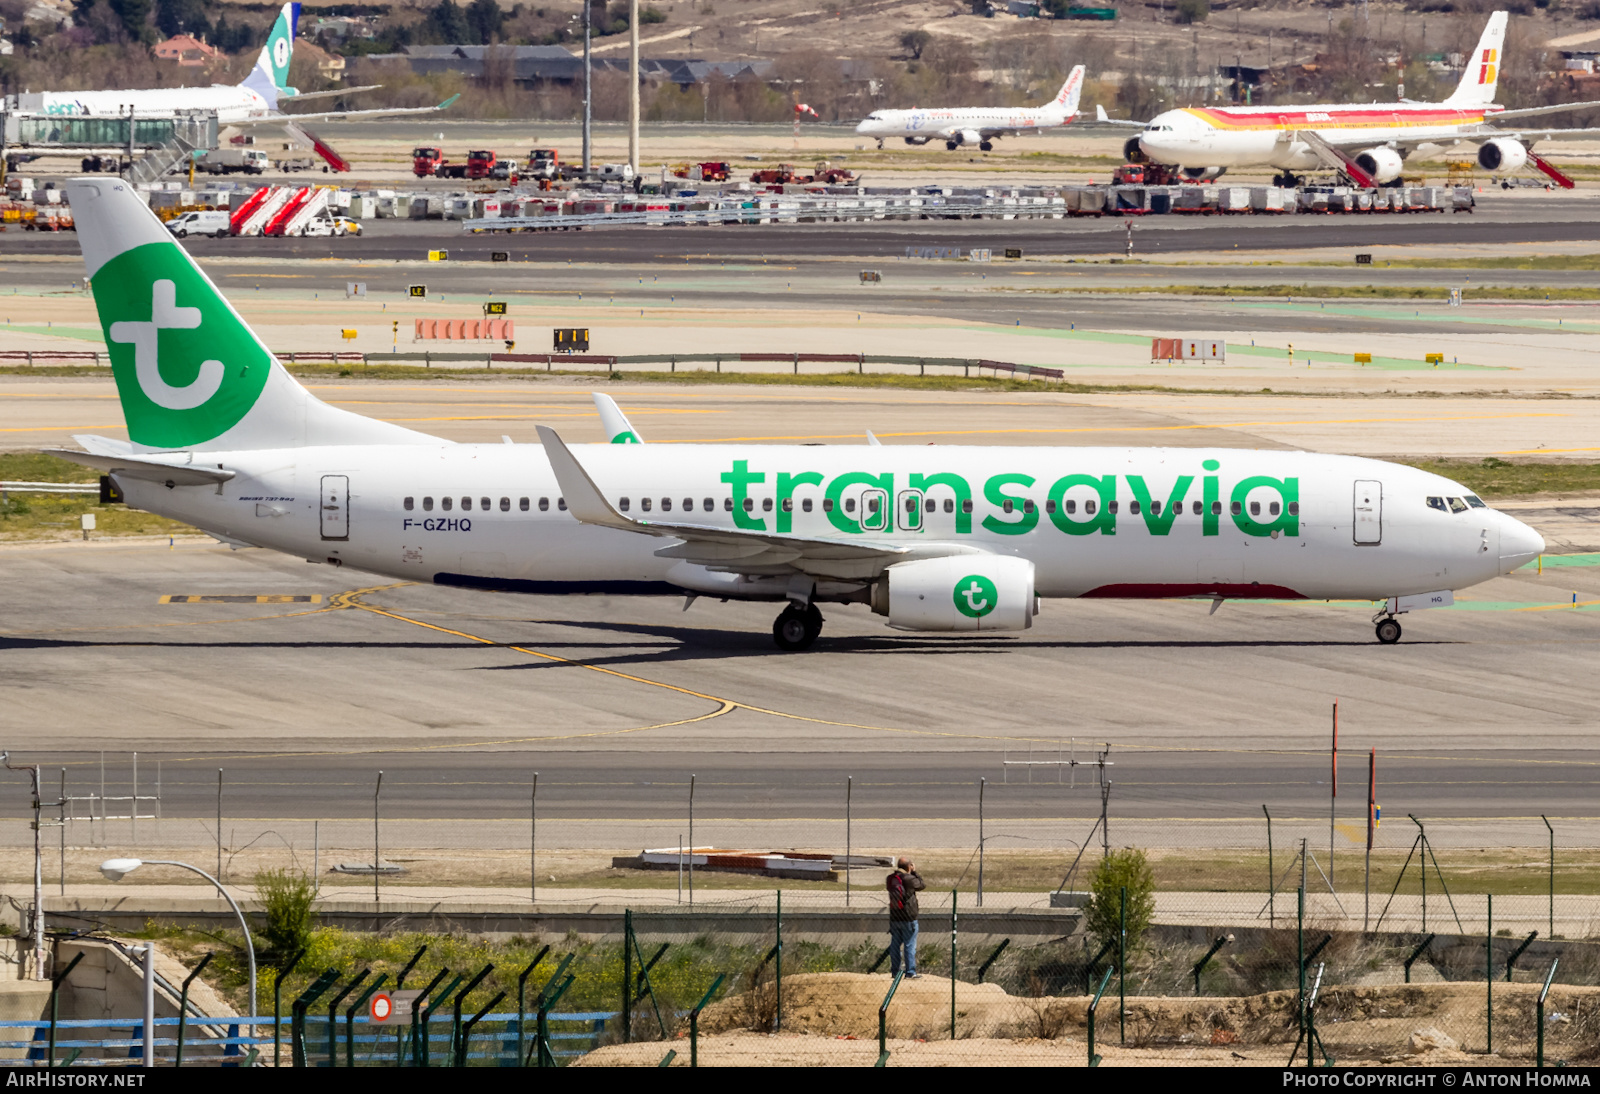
{"left": 1353, "top": 480, "right": 1382, "bottom": 545}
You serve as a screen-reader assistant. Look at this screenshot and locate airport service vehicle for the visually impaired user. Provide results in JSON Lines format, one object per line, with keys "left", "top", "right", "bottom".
{"left": 1100, "top": 11, "right": 1600, "bottom": 187}
{"left": 197, "top": 149, "right": 270, "bottom": 176}
{"left": 489, "top": 160, "right": 519, "bottom": 183}
{"left": 329, "top": 216, "right": 362, "bottom": 236}
{"left": 674, "top": 161, "right": 731, "bottom": 182}
{"left": 526, "top": 149, "right": 560, "bottom": 180}
{"left": 164, "top": 210, "right": 230, "bottom": 238}
{"left": 13, "top": 3, "right": 457, "bottom": 172}
{"left": 54, "top": 178, "right": 1546, "bottom": 651}
{"left": 597, "top": 163, "right": 636, "bottom": 183}
{"left": 750, "top": 164, "right": 809, "bottom": 185}
{"left": 466, "top": 150, "right": 500, "bottom": 180}
{"left": 855, "top": 65, "right": 1083, "bottom": 151}
{"left": 412, "top": 148, "right": 464, "bottom": 179}
{"left": 1111, "top": 163, "right": 1178, "bottom": 186}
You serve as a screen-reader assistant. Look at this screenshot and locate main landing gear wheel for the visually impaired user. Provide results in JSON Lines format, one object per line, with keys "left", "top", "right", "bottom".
{"left": 773, "top": 603, "right": 824, "bottom": 651}
{"left": 979, "top": 141, "right": 993, "bottom": 152}
{"left": 1375, "top": 617, "right": 1402, "bottom": 644}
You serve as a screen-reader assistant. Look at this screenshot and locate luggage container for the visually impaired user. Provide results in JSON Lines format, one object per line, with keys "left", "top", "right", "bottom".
{"left": 1219, "top": 186, "right": 1252, "bottom": 213}
{"left": 1149, "top": 187, "right": 1173, "bottom": 214}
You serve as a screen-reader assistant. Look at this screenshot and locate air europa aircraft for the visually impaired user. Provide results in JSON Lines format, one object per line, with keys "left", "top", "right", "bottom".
{"left": 854, "top": 66, "right": 1084, "bottom": 151}
{"left": 1099, "top": 11, "right": 1600, "bottom": 187}
{"left": 55, "top": 179, "right": 1544, "bottom": 651}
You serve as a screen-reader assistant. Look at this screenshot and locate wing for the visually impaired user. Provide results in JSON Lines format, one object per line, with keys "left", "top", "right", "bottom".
{"left": 239, "top": 93, "right": 460, "bottom": 127}
{"left": 1491, "top": 100, "right": 1600, "bottom": 121}
{"left": 280, "top": 84, "right": 382, "bottom": 103}
{"left": 536, "top": 426, "right": 980, "bottom": 581}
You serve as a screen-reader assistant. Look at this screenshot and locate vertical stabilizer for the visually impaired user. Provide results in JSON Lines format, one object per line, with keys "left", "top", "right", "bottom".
{"left": 65, "top": 178, "right": 440, "bottom": 451}
{"left": 1049, "top": 65, "right": 1086, "bottom": 119}
{"left": 1445, "top": 10, "right": 1507, "bottom": 109}
{"left": 593, "top": 393, "right": 644, "bottom": 443}
{"left": 239, "top": 2, "right": 301, "bottom": 108}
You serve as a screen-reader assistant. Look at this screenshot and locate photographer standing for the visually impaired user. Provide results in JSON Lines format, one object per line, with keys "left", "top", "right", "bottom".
{"left": 885, "top": 857, "right": 925, "bottom": 979}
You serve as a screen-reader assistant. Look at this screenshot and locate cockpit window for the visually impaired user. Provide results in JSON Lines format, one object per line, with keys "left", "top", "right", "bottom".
{"left": 1447, "top": 497, "right": 1469, "bottom": 513}
{"left": 1465, "top": 495, "right": 1487, "bottom": 508}
{"left": 1426, "top": 496, "right": 1448, "bottom": 512}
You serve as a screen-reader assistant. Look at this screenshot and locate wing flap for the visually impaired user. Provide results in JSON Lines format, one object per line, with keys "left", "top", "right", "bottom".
{"left": 43, "top": 448, "right": 235, "bottom": 486}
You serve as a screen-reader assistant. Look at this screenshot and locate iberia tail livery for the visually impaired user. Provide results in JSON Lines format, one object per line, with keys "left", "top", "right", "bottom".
{"left": 53, "top": 179, "right": 1543, "bottom": 651}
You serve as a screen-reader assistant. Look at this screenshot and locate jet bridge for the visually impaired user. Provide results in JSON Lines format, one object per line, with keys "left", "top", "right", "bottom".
{"left": 0, "top": 107, "right": 218, "bottom": 181}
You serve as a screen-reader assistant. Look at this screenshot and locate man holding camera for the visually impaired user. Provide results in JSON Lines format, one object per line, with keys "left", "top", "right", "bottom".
{"left": 885, "top": 857, "right": 925, "bottom": 978}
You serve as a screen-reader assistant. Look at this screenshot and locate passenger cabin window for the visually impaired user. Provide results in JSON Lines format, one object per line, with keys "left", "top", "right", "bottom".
{"left": 1192, "top": 500, "right": 1203, "bottom": 515}
{"left": 1269, "top": 501, "right": 1280, "bottom": 516}
{"left": 1129, "top": 500, "right": 1141, "bottom": 515}
{"left": 803, "top": 499, "right": 814, "bottom": 513}
{"left": 723, "top": 498, "right": 733, "bottom": 511}
{"left": 404, "top": 497, "right": 414, "bottom": 511}
{"left": 460, "top": 497, "right": 471, "bottom": 511}
{"left": 1108, "top": 500, "right": 1118, "bottom": 514}
{"left": 744, "top": 497, "right": 755, "bottom": 512}
{"left": 703, "top": 498, "right": 714, "bottom": 512}
{"left": 1150, "top": 500, "right": 1162, "bottom": 515}
{"left": 1288, "top": 502, "right": 1299, "bottom": 516}
{"left": 1211, "top": 501, "right": 1222, "bottom": 515}
{"left": 423, "top": 497, "right": 434, "bottom": 511}
{"left": 1447, "top": 497, "right": 1468, "bottom": 514}
{"left": 1230, "top": 501, "right": 1242, "bottom": 515}
{"left": 520, "top": 497, "right": 530, "bottom": 511}
{"left": 442, "top": 497, "right": 453, "bottom": 511}
{"left": 1002, "top": 500, "right": 1014, "bottom": 514}
{"left": 784, "top": 498, "right": 795, "bottom": 512}
{"left": 1426, "top": 496, "right": 1448, "bottom": 512}
{"left": 499, "top": 497, "right": 510, "bottom": 512}
{"left": 619, "top": 497, "right": 631, "bottom": 512}
{"left": 558, "top": 498, "right": 567, "bottom": 511}
{"left": 662, "top": 498, "right": 673, "bottom": 512}
{"left": 538, "top": 498, "right": 549, "bottom": 511}
{"left": 823, "top": 498, "right": 834, "bottom": 512}
{"left": 1465, "top": 495, "right": 1486, "bottom": 509}
{"left": 762, "top": 498, "right": 773, "bottom": 512}
{"left": 961, "top": 499, "right": 973, "bottom": 514}
{"left": 481, "top": 497, "right": 491, "bottom": 511}
{"left": 845, "top": 498, "right": 857, "bottom": 513}
{"left": 683, "top": 498, "right": 694, "bottom": 511}
{"left": 1023, "top": 500, "right": 1035, "bottom": 515}
{"left": 1083, "top": 500, "right": 1095, "bottom": 515}
{"left": 943, "top": 499, "right": 953, "bottom": 513}
{"left": 641, "top": 498, "right": 652, "bottom": 512}
{"left": 1249, "top": 501, "right": 1261, "bottom": 516}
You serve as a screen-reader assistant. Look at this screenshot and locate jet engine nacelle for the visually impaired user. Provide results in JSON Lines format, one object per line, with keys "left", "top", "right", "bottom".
{"left": 1181, "top": 165, "right": 1226, "bottom": 180}
{"left": 955, "top": 128, "right": 982, "bottom": 146}
{"left": 1477, "top": 138, "right": 1528, "bottom": 172}
{"left": 871, "top": 555, "right": 1036, "bottom": 632}
{"left": 903, "top": 136, "right": 929, "bottom": 146}
{"left": 1123, "top": 136, "right": 1149, "bottom": 164}
{"left": 1353, "top": 146, "right": 1405, "bottom": 183}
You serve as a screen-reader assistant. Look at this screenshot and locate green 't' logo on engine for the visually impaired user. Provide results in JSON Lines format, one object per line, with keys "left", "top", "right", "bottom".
{"left": 610, "top": 431, "right": 641, "bottom": 444}
{"left": 95, "top": 242, "right": 271, "bottom": 448}
{"left": 954, "top": 574, "right": 998, "bottom": 618}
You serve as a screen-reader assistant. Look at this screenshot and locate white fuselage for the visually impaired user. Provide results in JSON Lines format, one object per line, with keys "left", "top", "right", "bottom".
{"left": 855, "top": 105, "right": 1069, "bottom": 144}
{"left": 1137, "top": 103, "right": 1498, "bottom": 170}
{"left": 32, "top": 85, "right": 274, "bottom": 124}
{"left": 116, "top": 443, "right": 1541, "bottom": 606}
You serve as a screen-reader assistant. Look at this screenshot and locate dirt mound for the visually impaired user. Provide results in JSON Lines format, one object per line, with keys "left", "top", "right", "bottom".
{"left": 700, "top": 972, "right": 1017, "bottom": 1039}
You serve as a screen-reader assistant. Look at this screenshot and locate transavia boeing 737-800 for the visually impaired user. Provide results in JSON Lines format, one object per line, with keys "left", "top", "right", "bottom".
{"left": 855, "top": 66, "right": 1083, "bottom": 151}
{"left": 53, "top": 179, "right": 1544, "bottom": 651}
{"left": 6, "top": 3, "right": 454, "bottom": 169}
{"left": 1096, "top": 11, "right": 1600, "bottom": 187}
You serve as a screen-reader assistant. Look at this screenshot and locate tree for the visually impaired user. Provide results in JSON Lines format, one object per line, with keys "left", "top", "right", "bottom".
{"left": 1083, "top": 848, "right": 1156, "bottom": 953}
{"left": 1174, "top": 0, "right": 1207, "bottom": 23}
{"left": 424, "top": 0, "right": 470, "bottom": 43}
{"left": 154, "top": 0, "right": 207, "bottom": 39}
{"left": 108, "top": 0, "right": 153, "bottom": 41}
{"left": 465, "top": 0, "right": 503, "bottom": 43}
{"left": 899, "top": 29, "right": 931, "bottom": 59}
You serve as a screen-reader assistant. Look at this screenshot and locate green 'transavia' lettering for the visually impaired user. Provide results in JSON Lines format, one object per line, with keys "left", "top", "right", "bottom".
{"left": 720, "top": 460, "right": 766, "bottom": 531}
{"left": 982, "top": 474, "right": 1037, "bottom": 535}
{"left": 1047, "top": 474, "right": 1116, "bottom": 536}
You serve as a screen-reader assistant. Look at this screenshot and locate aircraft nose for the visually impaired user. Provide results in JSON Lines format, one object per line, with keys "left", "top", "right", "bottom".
{"left": 1498, "top": 514, "right": 1545, "bottom": 574}
{"left": 854, "top": 120, "right": 870, "bottom": 134}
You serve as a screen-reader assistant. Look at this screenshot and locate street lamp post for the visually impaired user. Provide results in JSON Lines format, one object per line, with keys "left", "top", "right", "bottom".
{"left": 100, "top": 858, "right": 257, "bottom": 1018}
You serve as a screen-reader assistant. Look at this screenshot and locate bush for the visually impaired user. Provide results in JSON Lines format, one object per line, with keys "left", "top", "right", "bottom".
{"left": 255, "top": 868, "right": 317, "bottom": 959}
{"left": 1174, "top": 0, "right": 1209, "bottom": 22}
{"left": 1083, "top": 848, "right": 1156, "bottom": 953}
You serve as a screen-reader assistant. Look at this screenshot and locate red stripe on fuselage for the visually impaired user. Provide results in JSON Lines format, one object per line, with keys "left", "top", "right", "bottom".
{"left": 1184, "top": 106, "right": 1490, "bottom": 132}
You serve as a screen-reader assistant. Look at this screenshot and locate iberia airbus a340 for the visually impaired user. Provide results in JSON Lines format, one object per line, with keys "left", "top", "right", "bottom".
{"left": 1098, "top": 11, "right": 1600, "bottom": 187}
{"left": 51, "top": 179, "right": 1543, "bottom": 650}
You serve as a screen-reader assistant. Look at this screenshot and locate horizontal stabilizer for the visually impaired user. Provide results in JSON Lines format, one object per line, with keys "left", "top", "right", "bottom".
{"left": 44, "top": 448, "right": 235, "bottom": 486}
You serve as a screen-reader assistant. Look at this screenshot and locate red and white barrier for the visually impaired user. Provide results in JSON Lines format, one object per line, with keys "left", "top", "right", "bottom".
{"left": 414, "top": 319, "right": 516, "bottom": 341}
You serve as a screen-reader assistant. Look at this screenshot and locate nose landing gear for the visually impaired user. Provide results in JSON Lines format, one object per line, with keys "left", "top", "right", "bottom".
{"left": 773, "top": 603, "right": 824, "bottom": 651}
{"left": 1374, "top": 616, "right": 1402, "bottom": 644}
{"left": 978, "top": 140, "right": 993, "bottom": 152}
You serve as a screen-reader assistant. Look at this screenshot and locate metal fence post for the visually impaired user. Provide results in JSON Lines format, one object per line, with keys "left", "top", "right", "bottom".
{"left": 689, "top": 974, "right": 724, "bottom": 1068}
{"left": 622, "top": 908, "right": 633, "bottom": 1044}
{"left": 1297, "top": 886, "right": 1306, "bottom": 1048}
{"left": 1543, "top": 815, "right": 1554, "bottom": 938}
{"left": 1487, "top": 893, "right": 1493, "bottom": 1055}
{"left": 1263, "top": 804, "right": 1274, "bottom": 928}
{"left": 1087, "top": 966, "right": 1113, "bottom": 1067}
{"left": 346, "top": 973, "right": 388, "bottom": 1067}
{"left": 950, "top": 888, "right": 957, "bottom": 1040}
{"left": 1118, "top": 886, "right": 1126, "bottom": 1045}
{"left": 774, "top": 890, "right": 783, "bottom": 1033}
{"left": 876, "top": 970, "right": 904, "bottom": 1067}
{"left": 175, "top": 952, "right": 212, "bottom": 1068}
{"left": 1538, "top": 959, "right": 1559, "bottom": 1068}
{"left": 272, "top": 948, "right": 305, "bottom": 1069}
{"left": 515, "top": 947, "right": 549, "bottom": 1068}
{"left": 326, "top": 968, "right": 368, "bottom": 1067}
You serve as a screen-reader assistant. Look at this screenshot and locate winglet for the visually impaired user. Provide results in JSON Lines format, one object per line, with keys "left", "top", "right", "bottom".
{"left": 536, "top": 425, "right": 639, "bottom": 532}
{"left": 593, "top": 393, "right": 644, "bottom": 443}
{"left": 437, "top": 94, "right": 461, "bottom": 110}
{"left": 865, "top": 430, "right": 882, "bottom": 446}
{"left": 1096, "top": 104, "right": 1109, "bottom": 122}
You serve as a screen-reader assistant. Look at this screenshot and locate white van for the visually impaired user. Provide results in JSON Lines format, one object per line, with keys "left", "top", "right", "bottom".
{"left": 166, "top": 210, "right": 231, "bottom": 239}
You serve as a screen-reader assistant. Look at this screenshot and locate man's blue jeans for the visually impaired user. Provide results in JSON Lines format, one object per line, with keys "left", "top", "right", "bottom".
{"left": 888, "top": 919, "right": 918, "bottom": 977}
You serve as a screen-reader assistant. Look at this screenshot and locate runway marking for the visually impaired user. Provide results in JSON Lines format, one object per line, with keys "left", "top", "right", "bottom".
{"left": 161, "top": 594, "right": 322, "bottom": 604}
